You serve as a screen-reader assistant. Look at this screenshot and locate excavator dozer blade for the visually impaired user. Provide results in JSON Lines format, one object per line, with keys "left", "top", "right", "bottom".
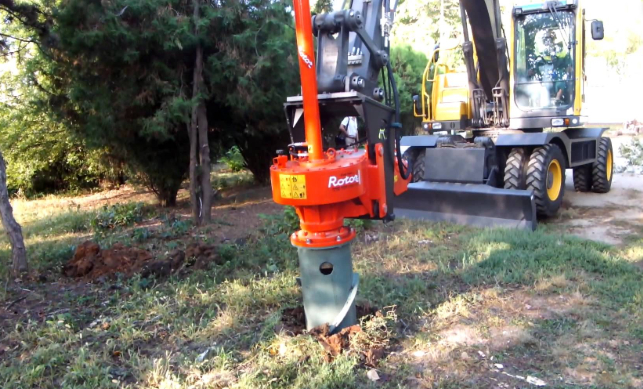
{"left": 394, "top": 182, "right": 537, "bottom": 231}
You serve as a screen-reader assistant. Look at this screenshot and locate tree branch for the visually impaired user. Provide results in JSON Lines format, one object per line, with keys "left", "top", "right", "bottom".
{"left": 0, "top": 6, "right": 33, "bottom": 27}
{"left": 1, "top": 41, "right": 27, "bottom": 57}
{"left": 29, "top": 74, "right": 56, "bottom": 96}
{"left": 0, "top": 32, "right": 36, "bottom": 44}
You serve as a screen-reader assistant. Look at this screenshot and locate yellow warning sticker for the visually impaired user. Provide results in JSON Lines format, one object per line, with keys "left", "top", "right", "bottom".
{"left": 279, "top": 174, "right": 307, "bottom": 199}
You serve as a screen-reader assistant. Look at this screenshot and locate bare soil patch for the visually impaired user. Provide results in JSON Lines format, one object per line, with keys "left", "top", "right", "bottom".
{"left": 63, "top": 241, "right": 222, "bottom": 281}
{"left": 546, "top": 135, "right": 643, "bottom": 245}
{"left": 552, "top": 173, "right": 643, "bottom": 245}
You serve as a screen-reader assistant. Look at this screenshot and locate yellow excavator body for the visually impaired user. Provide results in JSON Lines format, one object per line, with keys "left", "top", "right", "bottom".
{"left": 397, "top": 0, "right": 612, "bottom": 230}
{"left": 415, "top": 0, "right": 599, "bottom": 132}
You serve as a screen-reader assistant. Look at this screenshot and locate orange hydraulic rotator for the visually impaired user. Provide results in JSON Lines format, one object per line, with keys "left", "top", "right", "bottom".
{"left": 270, "top": 0, "right": 409, "bottom": 249}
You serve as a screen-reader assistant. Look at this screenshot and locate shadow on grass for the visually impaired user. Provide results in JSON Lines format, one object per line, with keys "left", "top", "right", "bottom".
{"left": 356, "top": 224, "right": 643, "bottom": 388}
{"left": 2, "top": 218, "right": 642, "bottom": 389}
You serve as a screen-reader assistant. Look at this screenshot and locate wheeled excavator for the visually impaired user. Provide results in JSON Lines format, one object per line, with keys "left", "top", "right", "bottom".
{"left": 398, "top": 0, "right": 613, "bottom": 230}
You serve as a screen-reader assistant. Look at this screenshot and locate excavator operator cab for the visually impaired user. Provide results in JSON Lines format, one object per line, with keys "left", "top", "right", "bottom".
{"left": 510, "top": 0, "right": 604, "bottom": 129}
{"left": 514, "top": 5, "right": 576, "bottom": 111}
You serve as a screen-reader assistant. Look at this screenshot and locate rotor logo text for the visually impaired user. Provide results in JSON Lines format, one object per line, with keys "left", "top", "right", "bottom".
{"left": 328, "top": 172, "right": 360, "bottom": 188}
{"left": 298, "top": 47, "right": 314, "bottom": 69}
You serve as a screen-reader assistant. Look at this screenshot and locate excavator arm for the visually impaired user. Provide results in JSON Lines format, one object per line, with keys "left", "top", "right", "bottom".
{"left": 413, "top": 0, "right": 510, "bottom": 130}
{"left": 459, "top": 0, "right": 510, "bottom": 127}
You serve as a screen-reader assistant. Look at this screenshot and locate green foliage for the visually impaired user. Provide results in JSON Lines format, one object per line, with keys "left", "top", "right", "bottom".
{"left": 131, "top": 227, "right": 152, "bottom": 243}
{"left": 620, "top": 137, "right": 643, "bottom": 166}
{"left": 206, "top": 1, "right": 298, "bottom": 183}
{"left": 259, "top": 206, "right": 300, "bottom": 235}
{"left": 218, "top": 146, "right": 245, "bottom": 172}
{"left": 0, "top": 0, "right": 298, "bottom": 198}
{"left": 390, "top": 45, "right": 428, "bottom": 134}
{"left": 91, "top": 203, "right": 145, "bottom": 233}
{"left": 211, "top": 170, "right": 254, "bottom": 191}
{"left": 312, "top": 0, "right": 333, "bottom": 14}
{"left": 0, "top": 54, "right": 122, "bottom": 196}
{"left": 589, "top": 28, "right": 643, "bottom": 76}
{"left": 168, "top": 219, "right": 191, "bottom": 237}
{"left": 392, "top": 0, "right": 462, "bottom": 55}
{"left": 346, "top": 218, "right": 373, "bottom": 233}
{"left": 158, "top": 214, "right": 192, "bottom": 239}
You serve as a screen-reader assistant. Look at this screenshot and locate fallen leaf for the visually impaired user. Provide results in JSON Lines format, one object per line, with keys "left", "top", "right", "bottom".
{"left": 365, "top": 347, "right": 384, "bottom": 367}
{"left": 526, "top": 376, "right": 547, "bottom": 386}
{"left": 196, "top": 348, "right": 210, "bottom": 362}
{"left": 366, "top": 369, "right": 380, "bottom": 381}
{"left": 412, "top": 350, "right": 425, "bottom": 358}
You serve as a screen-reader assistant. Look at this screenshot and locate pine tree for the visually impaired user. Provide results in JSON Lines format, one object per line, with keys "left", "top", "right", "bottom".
{"left": 1, "top": 0, "right": 298, "bottom": 208}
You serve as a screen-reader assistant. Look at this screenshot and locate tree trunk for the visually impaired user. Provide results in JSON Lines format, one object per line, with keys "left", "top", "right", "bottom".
{"left": 188, "top": 111, "right": 200, "bottom": 224}
{"left": 0, "top": 151, "right": 28, "bottom": 276}
{"left": 197, "top": 101, "right": 212, "bottom": 223}
{"left": 159, "top": 188, "right": 179, "bottom": 207}
{"left": 190, "top": 0, "right": 212, "bottom": 224}
{"left": 189, "top": 0, "right": 203, "bottom": 225}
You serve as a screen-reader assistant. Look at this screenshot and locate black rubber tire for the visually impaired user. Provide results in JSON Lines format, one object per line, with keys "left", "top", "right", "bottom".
{"left": 403, "top": 149, "right": 425, "bottom": 183}
{"left": 592, "top": 137, "right": 613, "bottom": 193}
{"left": 573, "top": 164, "right": 592, "bottom": 192}
{"left": 504, "top": 147, "right": 529, "bottom": 190}
{"left": 526, "top": 144, "right": 566, "bottom": 218}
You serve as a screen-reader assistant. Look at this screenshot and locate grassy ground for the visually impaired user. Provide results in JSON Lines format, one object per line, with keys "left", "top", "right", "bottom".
{"left": 0, "top": 181, "right": 642, "bottom": 388}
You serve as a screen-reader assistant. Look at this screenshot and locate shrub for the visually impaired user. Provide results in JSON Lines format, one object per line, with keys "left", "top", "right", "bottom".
{"left": 91, "top": 203, "right": 146, "bottom": 233}
{"left": 219, "top": 146, "right": 245, "bottom": 172}
{"left": 259, "top": 206, "right": 300, "bottom": 235}
{"left": 347, "top": 218, "right": 373, "bottom": 232}
{"left": 620, "top": 137, "right": 643, "bottom": 166}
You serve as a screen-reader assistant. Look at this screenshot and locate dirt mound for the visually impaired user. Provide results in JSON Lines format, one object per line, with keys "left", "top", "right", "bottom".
{"left": 63, "top": 242, "right": 153, "bottom": 279}
{"left": 184, "top": 242, "right": 219, "bottom": 269}
{"left": 310, "top": 323, "right": 363, "bottom": 360}
{"left": 280, "top": 304, "right": 387, "bottom": 366}
{"left": 309, "top": 322, "right": 386, "bottom": 367}
{"left": 63, "top": 241, "right": 221, "bottom": 281}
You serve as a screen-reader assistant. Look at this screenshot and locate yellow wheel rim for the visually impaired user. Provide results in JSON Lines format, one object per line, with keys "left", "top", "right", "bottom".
{"left": 547, "top": 159, "right": 563, "bottom": 201}
{"left": 606, "top": 149, "right": 613, "bottom": 181}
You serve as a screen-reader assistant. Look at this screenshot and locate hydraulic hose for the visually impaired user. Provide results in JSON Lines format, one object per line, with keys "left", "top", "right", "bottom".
{"left": 387, "top": 62, "right": 412, "bottom": 181}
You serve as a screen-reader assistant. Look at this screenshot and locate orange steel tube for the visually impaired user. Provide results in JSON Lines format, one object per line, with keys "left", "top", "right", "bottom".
{"left": 293, "top": 0, "right": 324, "bottom": 162}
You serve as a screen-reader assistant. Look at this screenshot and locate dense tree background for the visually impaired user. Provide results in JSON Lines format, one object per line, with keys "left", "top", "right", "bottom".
{"left": 1, "top": 0, "right": 298, "bottom": 204}
{"left": 1, "top": 0, "right": 640, "bottom": 201}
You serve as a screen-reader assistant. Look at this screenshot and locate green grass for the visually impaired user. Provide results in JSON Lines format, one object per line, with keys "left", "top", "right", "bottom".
{"left": 0, "top": 207, "right": 92, "bottom": 278}
{"left": 0, "top": 196, "right": 642, "bottom": 388}
{"left": 210, "top": 169, "right": 255, "bottom": 192}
